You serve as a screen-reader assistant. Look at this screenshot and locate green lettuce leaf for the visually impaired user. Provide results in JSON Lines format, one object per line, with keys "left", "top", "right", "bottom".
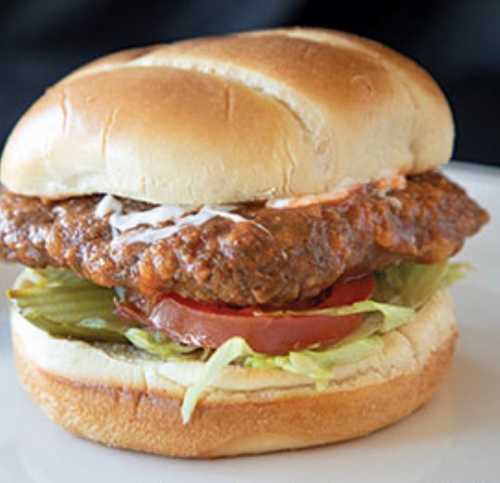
{"left": 375, "top": 261, "right": 470, "bottom": 309}
{"left": 125, "top": 328, "right": 200, "bottom": 359}
{"left": 266, "top": 300, "right": 416, "bottom": 333}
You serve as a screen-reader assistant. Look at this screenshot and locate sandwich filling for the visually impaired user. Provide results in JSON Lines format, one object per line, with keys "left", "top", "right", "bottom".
{"left": 1, "top": 171, "right": 489, "bottom": 422}
{"left": 0, "top": 171, "right": 487, "bottom": 307}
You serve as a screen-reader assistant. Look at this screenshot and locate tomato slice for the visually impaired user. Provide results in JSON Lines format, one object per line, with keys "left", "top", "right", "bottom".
{"left": 117, "top": 275, "right": 375, "bottom": 355}
{"left": 318, "top": 274, "right": 375, "bottom": 308}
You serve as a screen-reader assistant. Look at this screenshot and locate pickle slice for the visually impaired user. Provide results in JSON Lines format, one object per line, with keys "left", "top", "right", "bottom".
{"left": 8, "top": 268, "right": 138, "bottom": 343}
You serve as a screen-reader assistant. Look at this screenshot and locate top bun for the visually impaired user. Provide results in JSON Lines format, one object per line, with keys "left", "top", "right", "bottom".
{"left": 0, "top": 28, "right": 454, "bottom": 204}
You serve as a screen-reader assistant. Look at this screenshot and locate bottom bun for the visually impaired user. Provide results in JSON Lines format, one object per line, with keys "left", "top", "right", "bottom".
{"left": 11, "top": 291, "right": 457, "bottom": 458}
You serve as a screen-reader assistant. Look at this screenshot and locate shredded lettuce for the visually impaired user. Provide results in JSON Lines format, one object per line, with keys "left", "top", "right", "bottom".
{"left": 269, "top": 299, "right": 416, "bottom": 333}
{"left": 181, "top": 337, "right": 253, "bottom": 423}
{"left": 125, "top": 328, "right": 200, "bottom": 359}
{"left": 180, "top": 330, "right": 386, "bottom": 422}
{"left": 8, "top": 262, "right": 468, "bottom": 423}
{"left": 242, "top": 336, "right": 383, "bottom": 389}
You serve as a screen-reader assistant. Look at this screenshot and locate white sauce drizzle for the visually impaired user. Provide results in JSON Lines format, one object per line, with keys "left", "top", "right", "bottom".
{"left": 95, "top": 195, "right": 194, "bottom": 231}
{"left": 95, "top": 194, "right": 123, "bottom": 218}
{"left": 114, "top": 206, "right": 269, "bottom": 246}
{"left": 109, "top": 205, "right": 192, "bottom": 232}
{"left": 95, "top": 196, "right": 269, "bottom": 246}
{"left": 94, "top": 174, "right": 406, "bottom": 248}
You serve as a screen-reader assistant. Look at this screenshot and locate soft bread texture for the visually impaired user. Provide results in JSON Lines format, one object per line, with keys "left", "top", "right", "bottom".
{"left": 1, "top": 28, "right": 454, "bottom": 204}
{"left": 12, "top": 291, "right": 457, "bottom": 458}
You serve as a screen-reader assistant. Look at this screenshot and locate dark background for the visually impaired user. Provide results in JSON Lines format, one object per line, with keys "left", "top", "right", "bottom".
{"left": 1, "top": 0, "right": 499, "bottom": 165}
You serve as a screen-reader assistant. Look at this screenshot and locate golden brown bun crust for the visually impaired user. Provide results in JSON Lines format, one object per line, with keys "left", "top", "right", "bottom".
{"left": 14, "top": 333, "right": 456, "bottom": 458}
{"left": 12, "top": 289, "right": 458, "bottom": 458}
{"left": 1, "top": 28, "right": 453, "bottom": 204}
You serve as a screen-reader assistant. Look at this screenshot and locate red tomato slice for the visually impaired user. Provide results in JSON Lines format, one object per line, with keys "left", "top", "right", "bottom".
{"left": 117, "top": 275, "right": 375, "bottom": 355}
{"left": 318, "top": 274, "right": 375, "bottom": 308}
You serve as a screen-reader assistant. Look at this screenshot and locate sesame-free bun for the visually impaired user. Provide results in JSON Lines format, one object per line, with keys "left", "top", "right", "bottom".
{"left": 1, "top": 28, "right": 453, "bottom": 204}
{"left": 12, "top": 290, "right": 457, "bottom": 458}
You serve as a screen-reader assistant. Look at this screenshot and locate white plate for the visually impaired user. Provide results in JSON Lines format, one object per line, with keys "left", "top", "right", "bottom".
{"left": 1, "top": 162, "right": 499, "bottom": 483}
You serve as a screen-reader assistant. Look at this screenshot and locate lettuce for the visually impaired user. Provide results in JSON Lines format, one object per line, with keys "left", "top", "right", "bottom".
{"left": 270, "top": 299, "right": 416, "bottom": 333}
{"left": 125, "top": 328, "right": 200, "bottom": 359}
{"left": 375, "top": 261, "right": 469, "bottom": 308}
{"left": 180, "top": 329, "right": 386, "bottom": 422}
{"left": 242, "top": 336, "right": 383, "bottom": 389}
{"left": 181, "top": 337, "right": 253, "bottom": 423}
